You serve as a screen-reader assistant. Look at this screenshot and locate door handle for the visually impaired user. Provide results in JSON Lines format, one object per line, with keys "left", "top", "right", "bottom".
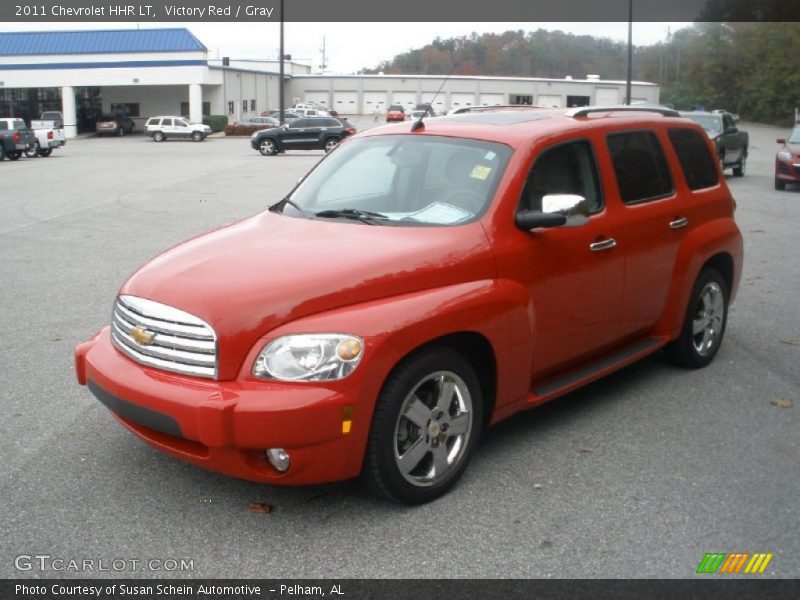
{"left": 589, "top": 238, "right": 617, "bottom": 252}
{"left": 669, "top": 217, "right": 688, "bottom": 229}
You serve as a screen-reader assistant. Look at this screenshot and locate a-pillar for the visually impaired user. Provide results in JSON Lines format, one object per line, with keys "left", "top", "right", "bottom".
{"left": 61, "top": 86, "right": 77, "bottom": 139}
{"left": 189, "top": 83, "right": 203, "bottom": 124}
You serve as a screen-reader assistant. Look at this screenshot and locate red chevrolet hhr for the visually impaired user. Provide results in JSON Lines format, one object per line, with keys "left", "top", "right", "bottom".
{"left": 76, "top": 106, "right": 743, "bottom": 504}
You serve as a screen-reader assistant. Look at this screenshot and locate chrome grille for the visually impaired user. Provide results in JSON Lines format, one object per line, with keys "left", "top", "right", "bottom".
{"left": 111, "top": 295, "right": 217, "bottom": 379}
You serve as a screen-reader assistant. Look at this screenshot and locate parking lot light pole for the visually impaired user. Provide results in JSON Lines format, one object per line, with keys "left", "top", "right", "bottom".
{"left": 626, "top": 0, "right": 633, "bottom": 105}
{"left": 279, "top": 0, "right": 285, "bottom": 125}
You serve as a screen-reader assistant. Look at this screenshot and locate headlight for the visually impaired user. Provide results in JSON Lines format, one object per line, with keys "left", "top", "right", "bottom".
{"left": 253, "top": 334, "right": 363, "bottom": 381}
{"left": 778, "top": 150, "right": 792, "bottom": 160}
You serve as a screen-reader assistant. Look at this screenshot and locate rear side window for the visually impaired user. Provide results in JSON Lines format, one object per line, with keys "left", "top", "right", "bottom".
{"left": 519, "top": 140, "right": 603, "bottom": 213}
{"left": 161, "top": 118, "right": 172, "bottom": 126}
{"left": 667, "top": 128, "right": 719, "bottom": 190}
{"left": 607, "top": 131, "right": 673, "bottom": 204}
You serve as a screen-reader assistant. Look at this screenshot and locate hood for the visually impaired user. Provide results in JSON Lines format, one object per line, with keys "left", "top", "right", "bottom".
{"left": 121, "top": 211, "right": 496, "bottom": 379}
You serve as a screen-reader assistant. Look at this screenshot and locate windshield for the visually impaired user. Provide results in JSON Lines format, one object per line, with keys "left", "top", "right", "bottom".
{"left": 682, "top": 114, "right": 722, "bottom": 134}
{"left": 279, "top": 134, "right": 512, "bottom": 226}
{"left": 788, "top": 127, "right": 800, "bottom": 144}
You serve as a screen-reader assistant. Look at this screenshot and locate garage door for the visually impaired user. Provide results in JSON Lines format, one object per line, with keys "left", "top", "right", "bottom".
{"left": 479, "top": 93, "right": 505, "bottom": 107}
{"left": 595, "top": 88, "right": 620, "bottom": 106}
{"left": 420, "top": 91, "right": 446, "bottom": 115}
{"left": 536, "top": 94, "right": 562, "bottom": 107}
{"left": 362, "top": 91, "right": 387, "bottom": 115}
{"left": 392, "top": 92, "right": 417, "bottom": 112}
{"left": 450, "top": 93, "right": 476, "bottom": 110}
{"left": 333, "top": 91, "right": 358, "bottom": 114}
{"left": 304, "top": 91, "right": 330, "bottom": 107}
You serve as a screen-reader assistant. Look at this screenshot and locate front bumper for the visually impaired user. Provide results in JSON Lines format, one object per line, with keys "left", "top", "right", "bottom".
{"left": 776, "top": 159, "right": 800, "bottom": 182}
{"left": 75, "top": 327, "right": 372, "bottom": 485}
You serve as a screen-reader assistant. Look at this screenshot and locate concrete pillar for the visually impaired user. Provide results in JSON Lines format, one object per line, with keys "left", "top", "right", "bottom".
{"left": 189, "top": 83, "right": 203, "bottom": 124}
{"left": 61, "top": 86, "right": 77, "bottom": 139}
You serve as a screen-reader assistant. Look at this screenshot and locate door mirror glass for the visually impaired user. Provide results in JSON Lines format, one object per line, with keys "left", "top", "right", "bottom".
{"left": 724, "top": 125, "right": 738, "bottom": 134}
{"left": 777, "top": 138, "right": 786, "bottom": 144}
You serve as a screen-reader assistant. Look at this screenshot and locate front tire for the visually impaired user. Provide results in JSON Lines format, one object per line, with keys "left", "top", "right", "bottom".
{"left": 364, "top": 347, "right": 483, "bottom": 504}
{"left": 775, "top": 178, "right": 786, "bottom": 191}
{"left": 191, "top": 131, "right": 203, "bottom": 142}
{"left": 664, "top": 268, "right": 729, "bottom": 368}
{"left": 118, "top": 126, "right": 125, "bottom": 137}
{"left": 259, "top": 138, "right": 278, "bottom": 156}
{"left": 7, "top": 151, "right": 21, "bottom": 161}
{"left": 0, "top": 144, "right": 5, "bottom": 160}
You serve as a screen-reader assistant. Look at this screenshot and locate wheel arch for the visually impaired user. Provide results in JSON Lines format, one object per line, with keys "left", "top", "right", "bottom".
{"left": 389, "top": 331, "right": 498, "bottom": 432}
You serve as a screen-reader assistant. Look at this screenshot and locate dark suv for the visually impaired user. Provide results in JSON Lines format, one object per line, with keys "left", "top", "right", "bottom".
{"left": 251, "top": 117, "right": 356, "bottom": 156}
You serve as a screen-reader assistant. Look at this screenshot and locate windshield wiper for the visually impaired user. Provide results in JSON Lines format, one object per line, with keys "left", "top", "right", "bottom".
{"left": 314, "top": 208, "right": 388, "bottom": 225}
{"left": 271, "top": 197, "right": 312, "bottom": 217}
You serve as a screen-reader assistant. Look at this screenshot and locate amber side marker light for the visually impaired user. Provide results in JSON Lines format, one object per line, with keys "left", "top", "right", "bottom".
{"left": 336, "top": 338, "right": 362, "bottom": 361}
{"left": 342, "top": 405, "right": 355, "bottom": 434}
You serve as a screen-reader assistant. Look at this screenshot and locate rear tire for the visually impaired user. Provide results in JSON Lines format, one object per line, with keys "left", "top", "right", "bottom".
{"left": 324, "top": 137, "right": 340, "bottom": 153}
{"left": 25, "top": 143, "right": 40, "bottom": 158}
{"left": 363, "top": 347, "right": 483, "bottom": 504}
{"left": 153, "top": 131, "right": 165, "bottom": 142}
{"left": 118, "top": 126, "right": 125, "bottom": 137}
{"left": 775, "top": 178, "right": 786, "bottom": 191}
{"left": 732, "top": 151, "right": 746, "bottom": 177}
{"left": 664, "top": 268, "right": 729, "bottom": 369}
{"left": 39, "top": 148, "right": 52, "bottom": 157}
{"left": 7, "top": 151, "right": 21, "bottom": 161}
{"left": 0, "top": 144, "right": 5, "bottom": 160}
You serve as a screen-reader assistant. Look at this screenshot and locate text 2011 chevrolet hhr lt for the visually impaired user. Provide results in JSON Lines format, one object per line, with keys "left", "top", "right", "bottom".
{"left": 76, "top": 107, "right": 743, "bottom": 504}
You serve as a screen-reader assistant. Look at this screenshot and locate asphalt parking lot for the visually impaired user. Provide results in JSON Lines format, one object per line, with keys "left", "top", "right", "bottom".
{"left": 1, "top": 119, "right": 798, "bottom": 579}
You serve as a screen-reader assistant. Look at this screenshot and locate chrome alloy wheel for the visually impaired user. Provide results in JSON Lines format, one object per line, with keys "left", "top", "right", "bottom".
{"left": 692, "top": 281, "right": 725, "bottom": 357}
{"left": 260, "top": 139, "right": 276, "bottom": 155}
{"left": 393, "top": 371, "right": 473, "bottom": 487}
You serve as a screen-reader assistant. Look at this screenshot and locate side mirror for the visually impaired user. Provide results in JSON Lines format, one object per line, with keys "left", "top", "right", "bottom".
{"left": 777, "top": 138, "right": 786, "bottom": 144}
{"left": 725, "top": 126, "right": 738, "bottom": 134}
{"left": 516, "top": 194, "right": 589, "bottom": 231}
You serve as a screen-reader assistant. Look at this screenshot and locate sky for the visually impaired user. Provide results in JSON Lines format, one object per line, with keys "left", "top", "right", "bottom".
{"left": 0, "top": 21, "right": 691, "bottom": 73}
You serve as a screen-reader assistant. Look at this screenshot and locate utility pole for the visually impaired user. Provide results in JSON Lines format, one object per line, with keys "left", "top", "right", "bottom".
{"left": 319, "top": 36, "right": 328, "bottom": 73}
{"left": 278, "top": 0, "right": 285, "bottom": 125}
{"left": 625, "top": 0, "right": 633, "bottom": 105}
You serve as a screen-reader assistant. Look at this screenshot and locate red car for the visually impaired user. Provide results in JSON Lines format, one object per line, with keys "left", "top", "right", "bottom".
{"left": 76, "top": 106, "right": 743, "bottom": 504}
{"left": 775, "top": 126, "right": 800, "bottom": 190}
{"left": 385, "top": 104, "right": 406, "bottom": 122}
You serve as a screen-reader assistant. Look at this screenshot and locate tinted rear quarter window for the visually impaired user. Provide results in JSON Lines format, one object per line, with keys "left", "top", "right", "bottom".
{"left": 667, "top": 128, "right": 719, "bottom": 190}
{"left": 607, "top": 130, "right": 673, "bottom": 204}
{"left": 162, "top": 119, "right": 172, "bottom": 126}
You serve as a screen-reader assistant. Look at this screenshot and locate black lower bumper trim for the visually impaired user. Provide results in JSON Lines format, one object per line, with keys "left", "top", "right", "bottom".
{"left": 88, "top": 379, "right": 183, "bottom": 438}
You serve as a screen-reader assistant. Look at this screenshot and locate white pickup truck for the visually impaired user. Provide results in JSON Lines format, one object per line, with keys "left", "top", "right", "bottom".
{"left": 31, "top": 111, "right": 67, "bottom": 149}
{"left": 26, "top": 125, "right": 65, "bottom": 157}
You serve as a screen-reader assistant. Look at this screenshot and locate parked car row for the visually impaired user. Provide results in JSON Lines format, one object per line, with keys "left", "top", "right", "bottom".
{"left": 0, "top": 115, "right": 64, "bottom": 160}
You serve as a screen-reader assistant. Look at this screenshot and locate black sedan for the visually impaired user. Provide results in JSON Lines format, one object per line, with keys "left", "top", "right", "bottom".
{"left": 251, "top": 117, "right": 356, "bottom": 156}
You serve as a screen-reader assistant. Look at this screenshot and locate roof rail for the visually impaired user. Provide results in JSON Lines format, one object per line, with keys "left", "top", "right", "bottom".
{"left": 450, "top": 105, "right": 547, "bottom": 114}
{"left": 566, "top": 105, "right": 680, "bottom": 118}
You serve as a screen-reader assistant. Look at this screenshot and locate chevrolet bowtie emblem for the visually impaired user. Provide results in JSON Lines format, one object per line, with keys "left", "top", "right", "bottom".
{"left": 130, "top": 326, "right": 155, "bottom": 346}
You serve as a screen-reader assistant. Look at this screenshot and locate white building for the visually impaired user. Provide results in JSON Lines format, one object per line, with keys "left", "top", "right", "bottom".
{"left": 0, "top": 28, "right": 285, "bottom": 136}
{"left": 0, "top": 28, "right": 660, "bottom": 137}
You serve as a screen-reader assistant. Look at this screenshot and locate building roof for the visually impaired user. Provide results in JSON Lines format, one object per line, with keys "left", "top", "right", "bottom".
{"left": 291, "top": 73, "right": 658, "bottom": 86}
{"left": 0, "top": 28, "right": 207, "bottom": 56}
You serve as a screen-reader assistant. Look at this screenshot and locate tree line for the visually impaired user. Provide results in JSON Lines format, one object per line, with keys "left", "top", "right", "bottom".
{"left": 364, "top": 24, "right": 800, "bottom": 125}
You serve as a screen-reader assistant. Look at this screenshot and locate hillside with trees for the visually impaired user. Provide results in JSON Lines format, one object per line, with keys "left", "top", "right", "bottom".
{"left": 365, "top": 24, "right": 800, "bottom": 125}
